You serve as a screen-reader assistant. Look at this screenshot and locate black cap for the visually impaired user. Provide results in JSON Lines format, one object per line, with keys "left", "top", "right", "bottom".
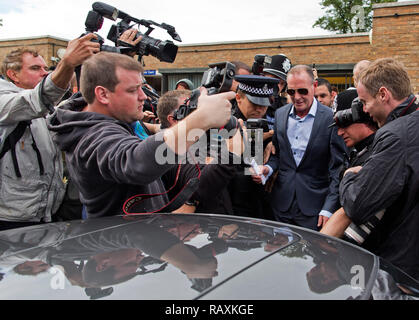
{"left": 335, "top": 88, "right": 358, "bottom": 113}
{"left": 262, "top": 54, "right": 292, "bottom": 81}
{"left": 235, "top": 75, "right": 279, "bottom": 106}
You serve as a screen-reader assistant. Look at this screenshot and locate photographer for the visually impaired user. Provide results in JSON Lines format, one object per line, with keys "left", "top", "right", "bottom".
{"left": 0, "top": 33, "right": 100, "bottom": 230}
{"left": 337, "top": 58, "right": 419, "bottom": 280}
{"left": 48, "top": 52, "right": 235, "bottom": 218}
{"left": 156, "top": 89, "right": 246, "bottom": 214}
{"left": 320, "top": 89, "right": 378, "bottom": 249}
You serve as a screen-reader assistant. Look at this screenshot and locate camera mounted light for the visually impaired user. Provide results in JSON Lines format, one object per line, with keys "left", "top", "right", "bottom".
{"left": 92, "top": 2, "right": 119, "bottom": 21}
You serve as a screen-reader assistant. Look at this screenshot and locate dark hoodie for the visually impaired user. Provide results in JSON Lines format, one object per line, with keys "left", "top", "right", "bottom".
{"left": 48, "top": 97, "right": 177, "bottom": 218}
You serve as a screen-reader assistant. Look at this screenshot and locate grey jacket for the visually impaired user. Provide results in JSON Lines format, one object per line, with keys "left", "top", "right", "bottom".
{"left": 0, "top": 75, "right": 67, "bottom": 222}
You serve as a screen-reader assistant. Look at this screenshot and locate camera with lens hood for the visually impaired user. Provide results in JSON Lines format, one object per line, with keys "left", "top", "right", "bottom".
{"left": 332, "top": 97, "right": 372, "bottom": 128}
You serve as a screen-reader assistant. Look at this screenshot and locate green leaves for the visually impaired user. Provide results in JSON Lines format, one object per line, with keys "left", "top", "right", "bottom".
{"left": 313, "top": 0, "right": 397, "bottom": 33}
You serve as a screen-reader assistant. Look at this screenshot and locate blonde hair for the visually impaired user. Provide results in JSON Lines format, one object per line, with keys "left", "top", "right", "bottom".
{"left": 358, "top": 58, "right": 412, "bottom": 100}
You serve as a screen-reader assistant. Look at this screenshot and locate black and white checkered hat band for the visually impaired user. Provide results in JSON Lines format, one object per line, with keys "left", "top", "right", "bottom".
{"left": 238, "top": 83, "right": 273, "bottom": 97}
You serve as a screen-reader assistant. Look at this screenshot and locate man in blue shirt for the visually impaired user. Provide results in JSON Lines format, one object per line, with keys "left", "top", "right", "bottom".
{"left": 253, "top": 65, "right": 346, "bottom": 230}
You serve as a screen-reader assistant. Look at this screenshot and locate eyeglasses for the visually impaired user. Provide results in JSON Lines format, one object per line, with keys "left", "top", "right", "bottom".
{"left": 286, "top": 88, "right": 309, "bottom": 96}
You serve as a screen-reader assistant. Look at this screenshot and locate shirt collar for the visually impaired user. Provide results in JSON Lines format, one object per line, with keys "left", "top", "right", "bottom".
{"left": 289, "top": 98, "right": 317, "bottom": 119}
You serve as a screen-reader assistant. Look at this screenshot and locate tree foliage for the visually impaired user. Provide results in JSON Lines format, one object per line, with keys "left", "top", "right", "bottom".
{"left": 313, "top": 0, "right": 397, "bottom": 33}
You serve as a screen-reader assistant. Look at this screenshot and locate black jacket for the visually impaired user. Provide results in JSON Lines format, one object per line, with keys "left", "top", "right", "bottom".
{"left": 162, "top": 161, "right": 235, "bottom": 215}
{"left": 340, "top": 94, "right": 419, "bottom": 280}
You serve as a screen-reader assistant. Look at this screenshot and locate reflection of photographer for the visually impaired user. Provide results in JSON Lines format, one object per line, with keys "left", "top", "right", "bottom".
{"left": 321, "top": 89, "right": 379, "bottom": 249}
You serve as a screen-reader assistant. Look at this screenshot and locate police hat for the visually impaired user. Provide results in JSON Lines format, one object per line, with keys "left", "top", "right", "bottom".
{"left": 263, "top": 54, "right": 292, "bottom": 82}
{"left": 235, "top": 75, "right": 279, "bottom": 107}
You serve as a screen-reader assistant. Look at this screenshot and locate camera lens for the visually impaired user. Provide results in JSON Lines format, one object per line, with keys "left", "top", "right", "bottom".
{"left": 334, "top": 109, "right": 354, "bottom": 128}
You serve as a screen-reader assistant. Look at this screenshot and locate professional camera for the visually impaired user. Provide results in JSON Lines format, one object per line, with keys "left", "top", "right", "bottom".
{"left": 245, "top": 118, "right": 268, "bottom": 130}
{"left": 251, "top": 54, "right": 272, "bottom": 75}
{"left": 343, "top": 209, "right": 385, "bottom": 246}
{"left": 332, "top": 97, "right": 371, "bottom": 128}
{"left": 83, "top": 2, "right": 181, "bottom": 63}
{"left": 174, "top": 62, "right": 238, "bottom": 133}
{"left": 201, "top": 61, "right": 236, "bottom": 95}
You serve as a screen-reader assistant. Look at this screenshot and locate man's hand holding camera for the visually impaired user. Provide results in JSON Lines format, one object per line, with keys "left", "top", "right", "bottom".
{"left": 51, "top": 33, "right": 100, "bottom": 89}
{"left": 163, "top": 87, "right": 235, "bottom": 155}
{"left": 195, "top": 87, "right": 235, "bottom": 129}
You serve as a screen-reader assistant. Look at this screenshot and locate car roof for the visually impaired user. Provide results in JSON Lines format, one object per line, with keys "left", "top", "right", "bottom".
{"left": 0, "top": 213, "right": 378, "bottom": 300}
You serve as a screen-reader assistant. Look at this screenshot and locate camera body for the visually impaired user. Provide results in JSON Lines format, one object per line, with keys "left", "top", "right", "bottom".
{"left": 251, "top": 54, "right": 272, "bottom": 75}
{"left": 174, "top": 62, "right": 238, "bottom": 132}
{"left": 84, "top": 2, "right": 181, "bottom": 63}
{"left": 107, "top": 22, "right": 178, "bottom": 63}
{"left": 333, "top": 97, "right": 371, "bottom": 128}
{"left": 201, "top": 62, "right": 236, "bottom": 95}
{"left": 245, "top": 118, "right": 267, "bottom": 130}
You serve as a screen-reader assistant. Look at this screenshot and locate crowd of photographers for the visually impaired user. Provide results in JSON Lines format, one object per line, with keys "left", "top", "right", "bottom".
{"left": 0, "top": 22, "right": 418, "bottom": 281}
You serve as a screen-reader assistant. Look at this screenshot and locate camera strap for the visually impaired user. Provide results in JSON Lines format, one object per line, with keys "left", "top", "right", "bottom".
{"left": 123, "top": 160, "right": 201, "bottom": 215}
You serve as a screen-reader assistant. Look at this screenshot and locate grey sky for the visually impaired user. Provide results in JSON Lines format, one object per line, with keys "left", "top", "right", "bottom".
{"left": 0, "top": 0, "right": 334, "bottom": 45}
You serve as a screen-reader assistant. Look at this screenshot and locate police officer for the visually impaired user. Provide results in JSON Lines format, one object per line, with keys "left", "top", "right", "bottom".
{"left": 261, "top": 54, "right": 292, "bottom": 130}
{"left": 228, "top": 75, "right": 279, "bottom": 220}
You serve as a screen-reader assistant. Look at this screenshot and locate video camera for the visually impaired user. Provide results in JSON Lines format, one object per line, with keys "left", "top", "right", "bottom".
{"left": 332, "top": 97, "right": 372, "bottom": 128}
{"left": 83, "top": 2, "right": 181, "bottom": 63}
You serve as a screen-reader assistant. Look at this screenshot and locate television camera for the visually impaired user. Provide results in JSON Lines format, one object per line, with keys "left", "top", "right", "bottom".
{"left": 83, "top": 1, "right": 181, "bottom": 63}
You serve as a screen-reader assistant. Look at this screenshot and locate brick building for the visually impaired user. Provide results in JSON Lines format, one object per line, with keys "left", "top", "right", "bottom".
{"left": 1, "top": 1, "right": 418, "bottom": 94}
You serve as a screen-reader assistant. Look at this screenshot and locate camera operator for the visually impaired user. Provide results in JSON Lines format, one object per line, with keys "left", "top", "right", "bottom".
{"left": 320, "top": 89, "right": 378, "bottom": 249}
{"left": 48, "top": 52, "right": 235, "bottom": 218}
{"left": 0, "top": 33, "right": 100, "bottom": 231}
{"left": 336, "top": 58, "right": 419, "bottom": 280}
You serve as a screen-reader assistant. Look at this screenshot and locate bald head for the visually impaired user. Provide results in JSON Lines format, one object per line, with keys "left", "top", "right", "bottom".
{"left": 353, "top": 60, "right": 371, "bottom": 88}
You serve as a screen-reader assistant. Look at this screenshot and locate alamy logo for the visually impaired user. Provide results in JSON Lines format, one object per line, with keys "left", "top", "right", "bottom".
{"left": 350, "top": 265, "right": 365, "bottom": 290}
{"left": 351, "top": 5, "right": 366, "bottom": 31}
{"left": 49, "top": 267, "right": 66, "bottom": 290}
{"left": 154, "top": 126, "right": 264, "bottom": 173}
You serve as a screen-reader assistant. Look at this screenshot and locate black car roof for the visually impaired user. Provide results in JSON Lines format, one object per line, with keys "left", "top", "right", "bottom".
{"left": 0, "top": 213, "right": 378, "bottom": 300}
